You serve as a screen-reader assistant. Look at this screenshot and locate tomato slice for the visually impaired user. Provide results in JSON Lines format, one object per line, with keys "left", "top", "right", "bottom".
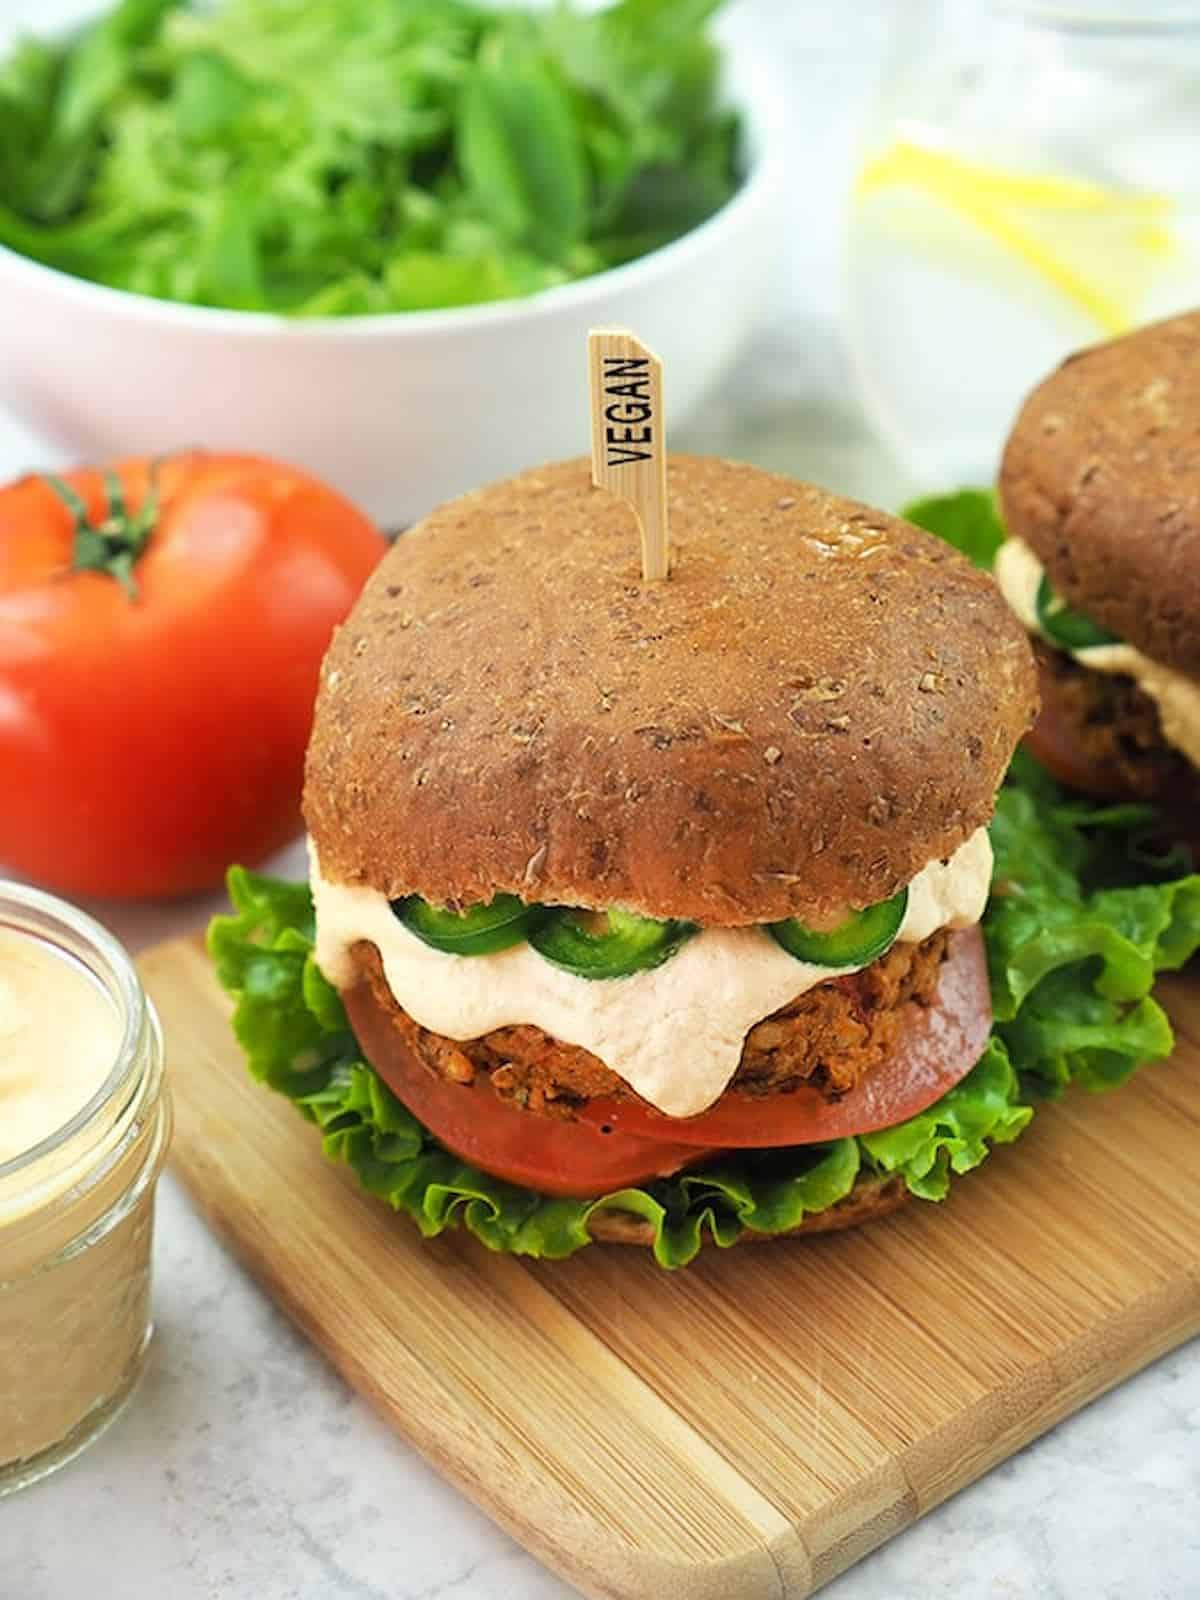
{"left": 578, "top": 926, "right": 990, "bottom": 1146}
{"left": 343, "top": 927, "right": 991, "bottom": 1196}
{"left": 342, "top": 985, "right": 716, "bottom": 1197}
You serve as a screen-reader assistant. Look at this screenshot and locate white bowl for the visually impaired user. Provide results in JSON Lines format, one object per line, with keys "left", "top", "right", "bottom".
{"left": 0, "top": 31, "right": 786, "bottom": 527}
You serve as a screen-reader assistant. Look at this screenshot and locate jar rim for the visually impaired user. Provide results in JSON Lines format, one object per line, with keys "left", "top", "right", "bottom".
{"left": 0, "top": 881, "right": 147, "bottom": 1183}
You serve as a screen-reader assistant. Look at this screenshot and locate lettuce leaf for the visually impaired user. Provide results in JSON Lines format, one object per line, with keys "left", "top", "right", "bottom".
{"left": 902, "top": 488, "right": 1006, "bottom": 570}
{"left": 208, "top": 752, "right": 1200, "bottom": 1266}
{"left": 0, "top": 0, "right": 739, "bottom": 314}
{"left": 860, "top": 1040, "right": 1030, "bottom": 1199}
{"left": 985, "top": 756, "right": 1200, "bottom": 1094}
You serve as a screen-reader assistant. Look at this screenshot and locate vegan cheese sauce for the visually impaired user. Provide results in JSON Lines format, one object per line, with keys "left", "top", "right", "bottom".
{"left": 0, "top": 928, "right": 120, "bottom": 1166}
{"left": 0, "top": 887, "right": 171, "bottom": 1495}
{"left": 994, "top": 536, "right": 1200, "bottom": 769}
{"left": 311, "top": 828, "right": 993, "bottom": 1119}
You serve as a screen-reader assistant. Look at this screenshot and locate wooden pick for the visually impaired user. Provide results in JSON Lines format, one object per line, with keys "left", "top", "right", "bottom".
{"left": 587, "top": 328, "right": 669, "bottom": 581}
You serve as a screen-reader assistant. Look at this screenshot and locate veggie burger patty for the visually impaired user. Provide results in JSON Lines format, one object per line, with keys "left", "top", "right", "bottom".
{"left": 350, "top": 928, "right": 953, "bottom": 1113}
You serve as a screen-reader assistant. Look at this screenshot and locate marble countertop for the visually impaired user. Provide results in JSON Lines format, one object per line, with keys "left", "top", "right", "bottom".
{"left": 3, "top": 1, "right": 1198, "bottom": 1596}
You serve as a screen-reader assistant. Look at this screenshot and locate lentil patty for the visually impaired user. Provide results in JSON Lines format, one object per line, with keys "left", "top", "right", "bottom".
{"left": 1033, "top": 638, "right": 1196, "bottom": 801}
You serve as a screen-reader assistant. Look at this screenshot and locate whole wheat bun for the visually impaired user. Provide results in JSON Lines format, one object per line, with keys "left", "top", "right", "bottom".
{"left": 588, "top": 1172, "right": 908, "bottom": 1251}
{"left": 999, "top": 310, "right": 1200, "bottom": 678}
{"left": 305, "top": 456, "right": 1036, "bottom": 925}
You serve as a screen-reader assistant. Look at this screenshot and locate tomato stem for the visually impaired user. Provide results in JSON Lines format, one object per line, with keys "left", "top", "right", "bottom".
{"left": 46, "top": 466, "right": 162, "bottom": 601}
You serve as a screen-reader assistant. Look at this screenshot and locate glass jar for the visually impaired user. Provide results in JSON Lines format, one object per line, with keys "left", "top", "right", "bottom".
{"left": 0, "top": 882, "right": 172, "bottom": 1495}
{"left": 845, "top": 1, "right": 1200, "bottom": 487}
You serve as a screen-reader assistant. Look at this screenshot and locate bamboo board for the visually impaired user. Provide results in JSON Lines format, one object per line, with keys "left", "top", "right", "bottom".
{"left": 140, "top": 936, "right": 1200, "bottom": 1600}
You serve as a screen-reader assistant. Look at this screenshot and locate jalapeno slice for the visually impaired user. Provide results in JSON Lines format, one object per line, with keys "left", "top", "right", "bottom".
{"left": 768, "top": 888, "right": 908, "bottom": 968}
{"left": 391, "top": 893, "right": 543, "bottom": 955}
{"left": 528, "top": 906, "right": 697, "bottom": 980}
{"left": 1035, "top": 574, "right": 1120, "bottom": 651}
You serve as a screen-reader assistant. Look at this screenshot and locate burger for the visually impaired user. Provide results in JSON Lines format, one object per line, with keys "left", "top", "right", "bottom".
{"left": 264, "top": 457, "right": 1031, "bottom": 1239}
{"left": 995, "top": 310, "right": 1200, "bottom": 841}
{"left": 211, "top": 455, "right": 1199, "bottom": 1267}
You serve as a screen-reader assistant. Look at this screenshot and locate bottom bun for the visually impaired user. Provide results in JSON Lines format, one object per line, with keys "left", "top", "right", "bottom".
{"left": 587, "top": 1172, "right": 909, "bottom": 1251}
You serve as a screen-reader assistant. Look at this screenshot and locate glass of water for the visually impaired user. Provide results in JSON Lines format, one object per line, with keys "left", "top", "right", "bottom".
{"left": 845, "top": 1, "right": 1200, "bottom": 488}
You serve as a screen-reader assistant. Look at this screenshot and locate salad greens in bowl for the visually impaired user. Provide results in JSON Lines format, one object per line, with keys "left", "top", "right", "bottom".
{"left": 0, "top": 0, "right": 745, "bottom": 315}
{"left": 0, "top": 0, "right": 785, "bottom": 522}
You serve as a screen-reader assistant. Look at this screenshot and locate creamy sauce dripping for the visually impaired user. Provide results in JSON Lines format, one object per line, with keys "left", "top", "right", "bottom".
{"left": 311, "top": 829, "right": 992, "bottom": 1118}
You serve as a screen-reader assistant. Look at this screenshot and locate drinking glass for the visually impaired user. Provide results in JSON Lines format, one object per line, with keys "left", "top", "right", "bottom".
{"left": 846, "top": 1, "right": 1200, "bottom": 487}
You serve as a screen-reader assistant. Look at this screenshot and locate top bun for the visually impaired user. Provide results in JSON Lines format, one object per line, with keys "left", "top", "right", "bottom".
{"left": 305, "top": 456, "right": 1035, "bottom": 926}
{"left": 1000, "top": 310, "right": 1200, "bottom": 678}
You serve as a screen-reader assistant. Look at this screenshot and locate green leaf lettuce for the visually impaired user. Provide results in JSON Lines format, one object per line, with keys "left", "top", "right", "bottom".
{"left": 902, "top": 488, "right": 1006, "bottom": 571}
{"left": 0, "top": 0, "right": 741, "bottom": 314}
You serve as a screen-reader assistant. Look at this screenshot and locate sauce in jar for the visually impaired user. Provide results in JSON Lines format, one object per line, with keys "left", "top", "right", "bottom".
{"left": 0, "top": 883, "right": 172, "bottom": 1494}
{"left": 0, "top": 926, "right": 122, "bottom": 1164}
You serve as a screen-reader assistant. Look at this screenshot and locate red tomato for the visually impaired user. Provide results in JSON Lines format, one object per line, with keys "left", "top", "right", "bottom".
{"left": 342, "top": 983, "right": 715, "bottom": 1198}
{"left": 0, "top": 452, "right": 386, "bottom": 898}
{"left": 577, "top": 927, "right": 991, "bottom": 1145}
{"left": 342, "top": 927, "right": 990, "bottom": 1197}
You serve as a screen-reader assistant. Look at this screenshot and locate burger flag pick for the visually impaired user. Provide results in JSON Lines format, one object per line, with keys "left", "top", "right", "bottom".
{"left": 588, "top": 328, "right": 670, "bottom": 581}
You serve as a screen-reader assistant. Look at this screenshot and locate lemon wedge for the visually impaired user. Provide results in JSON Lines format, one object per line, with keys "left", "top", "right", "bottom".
{"left": 855, "top": 141, "right": 1176, "bottom": 334}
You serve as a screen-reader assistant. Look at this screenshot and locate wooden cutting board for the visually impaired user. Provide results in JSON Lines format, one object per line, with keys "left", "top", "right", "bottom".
{"left": 140, "top": 936, "right": 1200, "bottom": 1600}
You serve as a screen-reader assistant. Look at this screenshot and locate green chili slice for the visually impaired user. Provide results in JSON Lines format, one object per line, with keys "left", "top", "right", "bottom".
{"left": 768, "top": 888, "right": 908, "bottom": 968}
{"left": 392, "top": 893, "right": 544, "bottom": 955}
{"left": 528, "top": 906, "right": 697, "bottom": 980}
{"left": 1035, "top": 574, "right": 1120, "bottom": 651}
